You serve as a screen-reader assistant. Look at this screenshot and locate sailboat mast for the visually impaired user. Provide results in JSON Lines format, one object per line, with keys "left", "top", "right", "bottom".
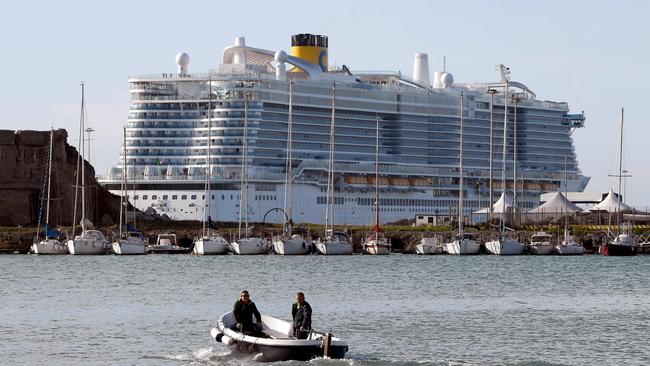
{"left": 564, "top": 155, "right": 569, "bottom": 241}
{"left": 325, "top": 83, "right": 336, "bottom": 233}
{"left": 488, "top": 89, "right": 496, "bottom": 223}
{"left": 458, "top": 93, "right": 464, "bottom": 234}
{"left": 283, "top": 81, "right": 294, "bottom": 235}
{"left": 501, "top": 82, "right": 508, "bottom": 231}
{"left": 80, "top": 83, "right": 86, "bottom": 232}
{"left": 45, "top": 129, "right": 54, "bottom": 232}
{"left": 374, "top": 114, "right": 380, "bottom": 233}
{"left": 238, "top": 94, "right": 250, "bottom": 238}
{"left": 119, "top": 127, "right": 126, "bottom": 239}
{"left": 71, "top": 83, "right": 84, "bottom": 236}
{"left": 203, "top": 78, "right": 212, "bottom": 237}
{"left": 617, "top": 107, "right": 624, "bottom": 233}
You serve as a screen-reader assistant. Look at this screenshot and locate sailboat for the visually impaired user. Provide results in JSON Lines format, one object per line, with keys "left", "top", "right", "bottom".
{"left": 315, "top": 83, "right": 353, "bottom": 255}
{"left": 31, "top": 129, "right": 67, "bottom": 255}
{"left": 273, "top": 81, "right": 313, "bottom": 255}
{"left": 362, "top": 115, "right": 391, "bottom": 255}
{"left": 444, "top": 93, "right": 480, "bottom": 255}
{"left": 67, "top": 83, "right": 109, "bottom": 255}
{"left": 111, "top": 127, "right": 147, "bottom": 255}
{"left": 194, "top": 78, "right": 229, "bottom": 255}
{"left": 230, "top": 94, "right": 271, "bottom": 255}
{"left": 602, "top": 107, "right": 638, "bottom": 256}
{"left": 555, "top": 156, "right": 584, "bottom": 255}
{"left": 485, "top": 86, "right": 525, "bottom": 255}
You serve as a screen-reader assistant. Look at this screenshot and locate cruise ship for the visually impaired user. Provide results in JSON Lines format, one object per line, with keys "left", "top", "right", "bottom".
{"left": 99, "top": 34, "right": 589, "bottom": 226}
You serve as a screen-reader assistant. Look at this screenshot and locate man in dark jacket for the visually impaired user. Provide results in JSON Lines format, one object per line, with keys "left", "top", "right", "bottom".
{"left": 291, "top": 292, "right": 312, "bottom": 339}
{"left": 233, "top": 290, "right": 262, "bottom": 335}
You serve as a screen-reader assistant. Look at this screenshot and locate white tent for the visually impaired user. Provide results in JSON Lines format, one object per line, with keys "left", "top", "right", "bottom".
{"left": 474, "top": 192, "right": 514, "bottom": 214}
{"left": 589, "top": 189, "right": 632, "bottom": 212}
{"left": 529, "top": 191, "right": 582, "bottom": 214}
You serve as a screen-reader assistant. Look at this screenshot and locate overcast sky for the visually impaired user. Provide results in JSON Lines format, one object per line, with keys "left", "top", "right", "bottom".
{"left": 1, "top": 0, "right": 648, "bottom": 206}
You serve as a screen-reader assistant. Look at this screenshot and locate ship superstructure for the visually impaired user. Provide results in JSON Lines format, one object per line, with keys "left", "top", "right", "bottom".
{"left": 99, "top": 34, "right": 588, "bottom": 225}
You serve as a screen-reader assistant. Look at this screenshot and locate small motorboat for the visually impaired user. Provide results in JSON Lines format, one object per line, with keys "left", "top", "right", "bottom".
{"left": 211, "top": 311, "right": 348, "bottom": 362}
{"left": 147, "top": 233, "right": 192, "bottom": 254}
{"left": 416, "top": 236, "right": 444, "bottom": 255}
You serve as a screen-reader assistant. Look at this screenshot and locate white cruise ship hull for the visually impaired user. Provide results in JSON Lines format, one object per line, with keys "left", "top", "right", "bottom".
{"left": 112, "top": 238, "right": 147, "bottom": 255}
{"left": 272, "top": 237, "right": 312, "bottom": 255}
{"left": 314, "top": 240, "right": 353, "bottom": 255}
{"left": 31, "top": 239, "right": 67, "bottom": 255}
{"left": 230, "top": 237, "right": 270, "bottom": 255}
{"left": 67, "top": 238, "right": 107, "bottom": 255}
{"left": 194, "top": 237, "right": 229, "bottom": 255}
{"left": 555, "top": 242, "right": 585, "bottom": 255}
{"left": 444, "top": 240, "right": 481, "bottom": 255}
{"left": 485, "top": 238, "right": 525, "bottom": 255}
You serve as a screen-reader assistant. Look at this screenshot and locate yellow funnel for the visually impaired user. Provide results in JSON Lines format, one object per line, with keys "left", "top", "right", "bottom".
{"left": 290, "top": 34, "right": 328, "bottom": 72}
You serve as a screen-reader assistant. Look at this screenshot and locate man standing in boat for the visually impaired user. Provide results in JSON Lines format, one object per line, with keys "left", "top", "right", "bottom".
{"left": 291, "top": 292, "right": 312, "bottom": 339}
{"left": 233, "top": 290, "right": 262, "bottom": 335}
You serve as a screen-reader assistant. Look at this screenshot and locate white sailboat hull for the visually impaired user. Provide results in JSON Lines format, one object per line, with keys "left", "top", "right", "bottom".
{"left": 362, "top": 238, "right": 391, "bottom": 255}
{"left": 415, "top": 243, "right": 444, "bottom": 255}
{"left": 66, "top": 237, "right": 107, "bottom": 255}
{"left": 272, "top": 237, "right": 312, "bottom": 255}
{"left": 555, "top": 242, "right": 585, "bottom": 255}
{"left": 112, "top": 238, "right": 147, "bottom": 255}
{"left": 230, "top": 237, "right": 270, "bottom": 255}
{"left": 194, "top": 237, "right": 229, "bottom": 255}
{"left": 31, "top": 239, "right": 67, "bottom": 255}
{"left": 444, "top": 239, "right": 481, "bottom": 255}
{"left": 315, "top": 240, "right": 353, "bottom": 255}
{"left": 485, "top": 238, "right": 525, "bottom": 255}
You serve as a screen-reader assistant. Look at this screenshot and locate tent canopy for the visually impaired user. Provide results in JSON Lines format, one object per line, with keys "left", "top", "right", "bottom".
{"left": 529, "top": 191, "right": 582, "bottom": 214}
{"left": 474, "top": 192, "right": 513, "bottom": 214}
{"left": 589, "top": 189, "right": 632, "bottom": 212}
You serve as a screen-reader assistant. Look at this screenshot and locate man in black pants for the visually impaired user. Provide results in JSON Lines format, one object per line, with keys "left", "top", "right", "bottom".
{"left": 233, "top": 290, "right": 262, "bottom": 335}
{"left": 291, "top": 292, "right": 312, "bottom": 339}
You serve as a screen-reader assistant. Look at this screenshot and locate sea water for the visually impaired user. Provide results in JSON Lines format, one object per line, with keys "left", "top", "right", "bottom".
{"left": 1, "top": 254, "right": 649, "bottom": 365}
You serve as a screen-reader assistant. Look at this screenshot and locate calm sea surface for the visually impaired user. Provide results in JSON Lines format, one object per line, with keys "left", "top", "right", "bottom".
{"left": 1, "top": 254, "right": 649, "bottom": 366}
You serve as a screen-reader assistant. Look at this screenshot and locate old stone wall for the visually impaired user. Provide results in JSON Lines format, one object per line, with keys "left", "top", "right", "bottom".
{"left": 0, "top": 129, "right": 122, "bottom": 227}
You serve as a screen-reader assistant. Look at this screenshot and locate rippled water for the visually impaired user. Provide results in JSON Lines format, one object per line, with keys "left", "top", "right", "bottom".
{"left": 1, "top": 254, "right": 649, "bottom": 366}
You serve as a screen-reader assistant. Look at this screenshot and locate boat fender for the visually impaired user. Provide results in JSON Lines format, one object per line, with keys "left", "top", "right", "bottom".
{"left": 215, "top": 333, "right": 224, "bottom": 342}
{"left": 322, "top": 332, "right": 332, "bottom": 359}
{"left": 221, "top": 334, "right": 234, "bottom": 346}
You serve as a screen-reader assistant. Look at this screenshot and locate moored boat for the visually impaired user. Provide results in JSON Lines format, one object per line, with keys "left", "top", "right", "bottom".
{"left": 445, "top": 233, "right": 481, "bottom": 255}
{"left": 211, "top": 311, "right": 348, "bottom": 362}
{"left": 273, "top": 234, "right": 312, "bottom": 255}
{"left": 315, "top": 231, "right": 353, "bottom": 255}
{"left": 147, "top": 233, "right": 191, "bottom": 254}
{"left": 485, "top": 236, "right": 525, "bottom": 255}
{"left": 230, "top": 236, "right": 271, "bottom": 255}
{"left": 31, "top": 129, "right": 67, "bottom": 255}
{"left": 416, "top": 236, "right": 444, "bottom": 255}
{"left": 528, "top": 232, "right": 554, "bottom": 255}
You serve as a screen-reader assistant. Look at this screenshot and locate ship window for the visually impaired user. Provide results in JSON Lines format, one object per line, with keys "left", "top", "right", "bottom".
{"left": 163, "top": 195, "right": 168, "bottom": 200}
{"left": 191, "top": 195, "right": 197, "bottom": 200}
{"left": 134, "top": 195, "right": 139, "bottom": 200}
{"left": 172, "top": 195, "right": 177, "bottom": 200}
{"left": 152, "top": 195, "right": 157, "bottom": 200}
{"left": 182, "top": 195, "right": 187, "bottom": 200}
{"left": 202, "top": 195, "right": 205, "bottom": 200}
{"left": 143, "top": 195, "right": 148, "bottom": 200}
{"left": 212, "top": 195, "right": 215, "bottom": 200}
{"left": 230, "top": 195, "right": 233, "bottom": 200}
